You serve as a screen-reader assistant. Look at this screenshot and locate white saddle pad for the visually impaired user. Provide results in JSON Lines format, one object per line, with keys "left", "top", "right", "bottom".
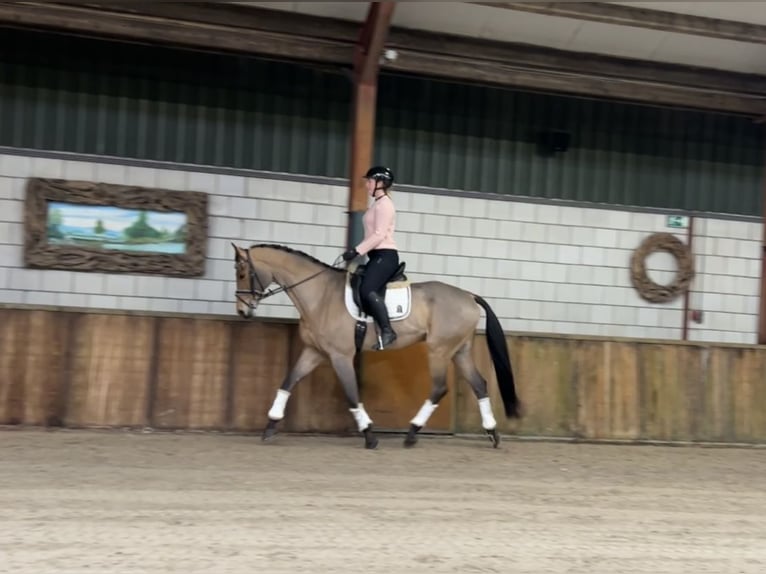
{"left": 344, "top": 280, "right": 412, "bottom": 323}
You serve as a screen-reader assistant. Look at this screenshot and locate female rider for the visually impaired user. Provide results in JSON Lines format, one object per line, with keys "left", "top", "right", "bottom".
{"left": 342, "top": 165, "right": 399, "bottom": 350}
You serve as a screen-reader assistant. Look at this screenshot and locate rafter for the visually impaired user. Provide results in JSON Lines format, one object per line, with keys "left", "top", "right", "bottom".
{"left": 0, "top": 2, "right": 354, "bottom": 63}
{"left": 0, "top": 2, "right": 764, "bottom": 116}
{"left": 478, "top": 2, "right": 766, "bottom": 44}
{"left": 355, "top": 1, "right": 395, "bottom": 85}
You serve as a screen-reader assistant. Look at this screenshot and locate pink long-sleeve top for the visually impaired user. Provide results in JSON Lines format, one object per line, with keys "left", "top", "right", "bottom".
{"left": 354, "top": 194, "right": 397, "bottom": 256}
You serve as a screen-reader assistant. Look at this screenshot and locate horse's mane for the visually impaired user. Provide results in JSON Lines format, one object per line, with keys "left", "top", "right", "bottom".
{"left": 248, "top": 243, "right": 345, "bottom": 273}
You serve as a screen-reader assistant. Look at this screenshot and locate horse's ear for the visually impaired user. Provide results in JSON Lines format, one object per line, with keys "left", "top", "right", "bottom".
{"left": 231, "top": 242, "right": 241, "bottom": 259}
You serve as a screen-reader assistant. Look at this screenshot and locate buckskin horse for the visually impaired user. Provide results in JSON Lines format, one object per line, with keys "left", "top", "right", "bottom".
{"left": 232, "top": 243, "right": 521, "bottom": 449}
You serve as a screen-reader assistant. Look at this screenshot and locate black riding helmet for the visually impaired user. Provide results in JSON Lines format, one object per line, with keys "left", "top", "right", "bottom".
{"left": 364, "top": 165, "right": 394, "bottom": 190}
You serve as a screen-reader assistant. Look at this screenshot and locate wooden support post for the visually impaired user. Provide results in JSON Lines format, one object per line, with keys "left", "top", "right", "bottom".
{"left": 682, "top": 216, "right": 694, "bottom": 341}
{"left": 346, "top": 2, "right": 395, "bottom": 250}
{"left": 348, "top": 82, "right": 377, "bottom": 248}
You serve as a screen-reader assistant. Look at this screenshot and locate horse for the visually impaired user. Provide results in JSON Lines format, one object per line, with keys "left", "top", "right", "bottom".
{"left": 232, "top": 242, "right": 521, "bottom": 449}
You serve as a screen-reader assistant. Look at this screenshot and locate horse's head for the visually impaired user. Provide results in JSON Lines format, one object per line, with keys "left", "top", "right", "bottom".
{"left": 232, "top": 243, "right": 275, "bottom": 319}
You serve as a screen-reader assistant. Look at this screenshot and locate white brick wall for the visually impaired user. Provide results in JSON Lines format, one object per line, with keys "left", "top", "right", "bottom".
{"left": 686, "top": 218, "right": 762, "bottom": 344}
{"left": 0, "top": 151, "right": 762, "bottom": 344}
{"left": 397, "top": 193, "right": 696, "bottom": 340}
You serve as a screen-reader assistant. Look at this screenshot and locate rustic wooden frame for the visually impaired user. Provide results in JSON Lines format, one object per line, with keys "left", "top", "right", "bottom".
{"left": 23, "top": 178, "right": 208, "bottom": 277}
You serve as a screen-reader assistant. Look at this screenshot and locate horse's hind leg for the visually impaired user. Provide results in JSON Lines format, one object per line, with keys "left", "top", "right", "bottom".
{"left": 404, "top": 351, "right": 449, "bottom": 448}
{"left": 330, "top": 354, "right": 378, "bottom": 450}
{"left": 262, "top": 346, "right": 324, "bottom": 441}
{"left": 453, "top": 340, "right": 500, "bottom": 448}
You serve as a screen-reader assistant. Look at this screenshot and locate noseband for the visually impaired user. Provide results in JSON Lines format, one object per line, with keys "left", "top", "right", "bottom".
{"left": 235, "top": 250, "right": 269, "bottom": 310}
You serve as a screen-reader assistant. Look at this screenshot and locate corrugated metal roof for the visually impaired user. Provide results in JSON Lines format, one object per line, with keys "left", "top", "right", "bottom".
{"left": 376, "top": 72, "right": 764, "bottom": 216}
{"left": 0, "top": 27, "right": 763, "bottom": 216}
{"left": 0, "top": 28, "right": 352, "bottom": 176}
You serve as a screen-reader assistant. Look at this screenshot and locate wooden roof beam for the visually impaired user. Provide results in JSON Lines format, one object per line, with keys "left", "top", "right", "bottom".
{"left": 355, "top": 1, "right": 396, "bottom": 85}
{"left": 383, "top": 25, "right": 766, "bottom": 96}
{"left": 478, "top": 2, "right": 766, "bottom": 44}
{"left": 0, "top": 2, "right": 355, "bottom": 64}
{"left": 382, "top": 48, "right": 766, "bottom": 116}
{"left": 0, "top": 2, "right": 764, "bottom": 116}
{"left": 24, "top": 3, "right": 766, "bottom": 98}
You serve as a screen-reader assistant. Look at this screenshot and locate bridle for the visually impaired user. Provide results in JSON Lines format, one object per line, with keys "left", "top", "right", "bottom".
{"left": 235, "top": 249, "right": 342, "bottom": 311}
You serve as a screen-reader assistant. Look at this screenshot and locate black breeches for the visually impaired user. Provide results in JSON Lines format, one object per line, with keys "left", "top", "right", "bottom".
{"left": 359, "top": 249, "right": 399, "bottom": 308}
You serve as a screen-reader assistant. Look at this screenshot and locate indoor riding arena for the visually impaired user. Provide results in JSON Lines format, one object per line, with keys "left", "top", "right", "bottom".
{"left": 1, "top": 3, "right": 765, "bottom": 573}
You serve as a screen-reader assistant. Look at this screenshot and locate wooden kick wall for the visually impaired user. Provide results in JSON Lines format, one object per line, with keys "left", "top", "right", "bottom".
{"left": 1, "top": 307, "right": 765, "bottom": 444}
{"left": 0, "top": 307, "right": 447, "bottom": 435}
{"left": 456, "top": 335, "right": 766, "bottom": 443}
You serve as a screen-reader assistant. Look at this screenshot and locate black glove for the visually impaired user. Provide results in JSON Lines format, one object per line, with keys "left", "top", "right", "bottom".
{"left": 342, "top": 249, "right": 358, "bottom": 262}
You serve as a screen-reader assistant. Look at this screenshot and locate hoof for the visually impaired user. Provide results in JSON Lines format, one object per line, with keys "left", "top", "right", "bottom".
{"left": 363, "top": 427, "right": 379, "bottom": 450}
{"left": 365, "top": 436, "right": 379, "bottom": 450}
{"left": 485, "top": 428, "right": 500, "bottom": 448}
{"left": 261, "top": 419, "right": 279, "bottom": 441}
{"left": 403, "top": 424, "right": 421, "bottom": 448}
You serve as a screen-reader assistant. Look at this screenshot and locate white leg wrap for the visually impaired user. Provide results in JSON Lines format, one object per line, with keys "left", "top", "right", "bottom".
{"left": 350, "top": 403, "right": 373, "bottom": 432}
{"left": 267, "top": 389, "right": 290, "bottom": 420}
{"left": 478, "top": 397, "right": 497, "bottom": 430}
{"left": 410, "top": 400, "right": 438, "bottom": 428}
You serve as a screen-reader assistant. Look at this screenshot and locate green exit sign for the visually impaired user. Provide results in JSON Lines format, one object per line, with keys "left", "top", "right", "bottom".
{"left": 666, "top": 215, "right": 689, "bottom": 229}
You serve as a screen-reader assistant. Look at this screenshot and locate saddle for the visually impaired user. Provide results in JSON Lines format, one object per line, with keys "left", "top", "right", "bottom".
{"left": 345, "top": 261, "right": 411, "bottom": 354}
{"left": 345, "top": 262, "right": 411, "bottom": 322}
{"left": 348, "top": 261, "right": 408, "bottom": 314}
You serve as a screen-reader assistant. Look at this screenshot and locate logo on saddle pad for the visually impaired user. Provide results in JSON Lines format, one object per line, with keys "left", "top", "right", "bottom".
{"left": 344, "top": 269, "right": 412, "bottom": 323}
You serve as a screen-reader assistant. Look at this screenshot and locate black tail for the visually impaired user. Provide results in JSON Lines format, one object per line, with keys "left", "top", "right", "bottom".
{"left": 473, "top": 295, "right": 521, "bottom": 418}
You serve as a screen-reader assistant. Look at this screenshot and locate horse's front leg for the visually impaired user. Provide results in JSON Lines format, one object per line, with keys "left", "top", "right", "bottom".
{"left": 262, "top": 346, "right": 324, "bottom": 441}
{"left": 330, "top": 354, "right": 378, "bottom": 450}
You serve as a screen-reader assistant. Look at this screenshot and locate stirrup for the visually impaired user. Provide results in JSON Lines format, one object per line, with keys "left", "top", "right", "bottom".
{"left": 372, "top": 328, "right": 397, "bottom": 351}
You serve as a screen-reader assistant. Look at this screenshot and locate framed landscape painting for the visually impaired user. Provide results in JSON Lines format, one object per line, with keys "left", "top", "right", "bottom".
{"left": 24, "top": 178, "right": 208, "bottom": 276}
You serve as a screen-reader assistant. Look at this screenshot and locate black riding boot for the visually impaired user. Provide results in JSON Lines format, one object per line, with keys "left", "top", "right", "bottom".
{"left": 365, "top": 291, "right": 397, "bottom": 350}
